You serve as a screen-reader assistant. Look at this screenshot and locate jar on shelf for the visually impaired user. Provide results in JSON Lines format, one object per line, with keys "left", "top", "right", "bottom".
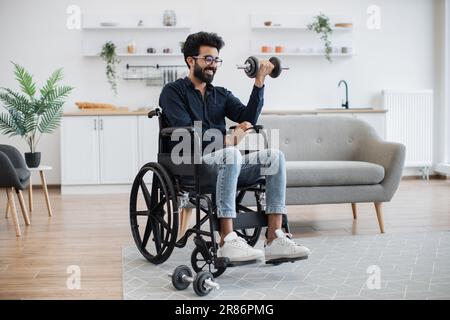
{"left": 163, "top": 10, "right": 177, "bottom": 26}
{"left": 127, "top": 41, "right": 136, "bottom": 54}
{"left": 261, "top": 46, "right": 273, "bottom": 53}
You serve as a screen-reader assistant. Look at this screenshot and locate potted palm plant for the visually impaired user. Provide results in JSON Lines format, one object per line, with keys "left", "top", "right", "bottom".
{"left": 0, "top": 62, "right": 74, "bottom": 167}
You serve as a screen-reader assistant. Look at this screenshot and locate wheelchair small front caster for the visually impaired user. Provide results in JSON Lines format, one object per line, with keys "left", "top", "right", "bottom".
{"left": 170, "top": 265, "right": 220, "bottom": 296}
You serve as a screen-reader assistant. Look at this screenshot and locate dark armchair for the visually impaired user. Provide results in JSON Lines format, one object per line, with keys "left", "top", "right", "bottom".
{"left": 0, "top": 144, "right": 31, "bottom": 237}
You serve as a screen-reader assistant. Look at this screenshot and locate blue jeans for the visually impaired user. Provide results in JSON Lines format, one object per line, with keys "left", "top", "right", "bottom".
{"left": 202, "top": 147, "right": 287, "bottom": 218}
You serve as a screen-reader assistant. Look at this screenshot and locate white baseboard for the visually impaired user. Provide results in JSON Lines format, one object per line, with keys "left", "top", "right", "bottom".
{"left": 435, "top": 163, "right": 450, "bottom": 175}
{"left": 402, "top": 165, "right": 449, "bottom": 177}
{"left": 61, "top": 184, "right": 132, "bottom": 195}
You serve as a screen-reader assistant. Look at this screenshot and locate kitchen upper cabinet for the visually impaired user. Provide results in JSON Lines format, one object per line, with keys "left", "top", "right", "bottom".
{"left": 99, "top": 116, "right": 138, "bottom": 184}
{"left": 61, "top": 116, "right": 100, "bottom": 185}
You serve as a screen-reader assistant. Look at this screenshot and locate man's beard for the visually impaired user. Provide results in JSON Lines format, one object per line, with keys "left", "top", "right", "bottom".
{"left": 193, "top": 62, "right": 216, "bottom": 84}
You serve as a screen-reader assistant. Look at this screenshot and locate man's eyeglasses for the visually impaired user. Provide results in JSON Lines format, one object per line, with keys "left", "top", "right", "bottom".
{"left": 193, "top": 55, "right": 223, "bottom": 67}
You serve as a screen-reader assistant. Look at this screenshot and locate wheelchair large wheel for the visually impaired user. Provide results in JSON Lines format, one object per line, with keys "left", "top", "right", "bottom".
{"left": 130, "top": 162, "right": 178, "bottom": 264}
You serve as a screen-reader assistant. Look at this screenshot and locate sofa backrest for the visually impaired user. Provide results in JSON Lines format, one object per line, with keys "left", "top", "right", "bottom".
{"left": 257, "top": 115, "right": 380, "bottom": 161}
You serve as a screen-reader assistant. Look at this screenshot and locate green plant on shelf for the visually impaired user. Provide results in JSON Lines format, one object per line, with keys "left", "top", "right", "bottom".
{"left": 307, "top": 13, "right": 333, "bottom": 62}
{"left": 100, "top": 41, "right": 120, "bottom": 95}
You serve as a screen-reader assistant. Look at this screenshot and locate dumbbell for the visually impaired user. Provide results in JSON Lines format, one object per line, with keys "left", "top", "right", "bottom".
{"left": 170, "top": 265, "right": 220, "bottom": 297}
{"left": 236, "top": 56, "right": 289, "bottom": 78}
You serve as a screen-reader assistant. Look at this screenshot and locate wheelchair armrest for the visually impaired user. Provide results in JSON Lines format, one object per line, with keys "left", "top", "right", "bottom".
{"left": 160, "top": 126, "right": 195, "bottom": 137}
{"left": 228, "top": 124, "right": 264, "bottom": 133}
{"left": 228, "top": 124, "right": 268, "bottom": 149}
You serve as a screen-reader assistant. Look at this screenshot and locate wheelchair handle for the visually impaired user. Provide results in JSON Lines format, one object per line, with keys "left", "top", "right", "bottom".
{"left": 148, "top": 107, "right": 162, "bottom": 118}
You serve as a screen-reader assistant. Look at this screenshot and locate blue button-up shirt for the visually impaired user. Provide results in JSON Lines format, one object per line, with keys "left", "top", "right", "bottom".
{"left": 158, "top": 77, "right": 265, "bottom": 150}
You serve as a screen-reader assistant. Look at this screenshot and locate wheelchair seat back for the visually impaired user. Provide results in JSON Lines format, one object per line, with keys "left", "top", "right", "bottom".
{"left": 148, "top": 107, "right": 264, "bottom": 193}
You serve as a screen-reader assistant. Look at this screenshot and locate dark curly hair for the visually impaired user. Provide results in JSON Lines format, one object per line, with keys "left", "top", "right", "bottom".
{"left": 182, "top": 31, "right": 225, "bottom": 68}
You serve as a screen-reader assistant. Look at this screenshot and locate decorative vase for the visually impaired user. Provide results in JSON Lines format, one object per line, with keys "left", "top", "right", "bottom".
{"left": 163, "top": 10, "right": 177, "bottom": 26}
{"left": 25, "top": 152, "right": 41, "bottom": 168}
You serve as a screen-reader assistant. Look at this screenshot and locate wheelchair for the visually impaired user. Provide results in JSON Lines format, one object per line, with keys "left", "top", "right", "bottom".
{"left": 129, "top": 107, "right": 293, "bottom": 281}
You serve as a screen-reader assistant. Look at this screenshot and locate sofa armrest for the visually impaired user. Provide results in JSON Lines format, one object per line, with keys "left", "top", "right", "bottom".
{"left": 0, "top": 151, "right": 21, "bottom": 188}
{"left": 356, "top": 137, "right": 406, "bottom": 201}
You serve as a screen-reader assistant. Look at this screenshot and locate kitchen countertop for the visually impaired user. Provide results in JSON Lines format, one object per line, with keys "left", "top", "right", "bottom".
{"left": 63, "top": 110, "right": 151, "bottom": 116}
{"left": 63, "top": 108, "right": 387, "bottom": 116}
{"left": 262, "top": 108, "right": 387, "bottom": 115}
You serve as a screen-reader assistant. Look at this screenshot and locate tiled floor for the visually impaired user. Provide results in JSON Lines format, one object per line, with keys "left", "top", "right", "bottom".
{"left": 123, "top": 231, "right": 450, "bottom": 300}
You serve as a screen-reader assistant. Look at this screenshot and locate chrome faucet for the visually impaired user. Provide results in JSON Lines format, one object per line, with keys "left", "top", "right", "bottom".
{"left": 338, "top": 80, "right": 349, "bottom": 109}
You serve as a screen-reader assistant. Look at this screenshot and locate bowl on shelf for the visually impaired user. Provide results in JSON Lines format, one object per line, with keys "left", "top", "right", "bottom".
{"left": 334, "top": 23, "right": 353, "bottom": 28}
{"left": 341, "top": 47, "right": 353, "bottom": 54}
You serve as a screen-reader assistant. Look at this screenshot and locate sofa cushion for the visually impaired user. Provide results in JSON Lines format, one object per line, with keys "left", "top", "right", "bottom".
{"left": 286, "top": 161, "right": 385, "bottom": 187}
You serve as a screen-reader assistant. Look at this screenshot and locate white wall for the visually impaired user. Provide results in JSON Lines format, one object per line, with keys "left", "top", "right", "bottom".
{"left": 0, "top": 0, "right": 444, "bottom": 184}
{"left": 434, "top": 0, "right": 448, "bottom": 174}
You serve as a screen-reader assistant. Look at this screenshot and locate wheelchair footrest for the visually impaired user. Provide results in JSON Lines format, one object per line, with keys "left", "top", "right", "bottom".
{"left": 227, "top": 259, "right": 259, "bottom": 268}
{"left": 215, "top": 257, "right": 230, "bottom": 269}
{"left": 265, "top": 256, "right": 308, "bottom": 265}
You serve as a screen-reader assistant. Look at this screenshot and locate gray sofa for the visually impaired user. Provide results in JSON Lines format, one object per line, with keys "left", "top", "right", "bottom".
{"left": 245, "top": 115, "right": 406, "bottom": 234}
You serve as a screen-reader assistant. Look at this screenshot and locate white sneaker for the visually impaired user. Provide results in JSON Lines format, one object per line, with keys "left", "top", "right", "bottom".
{"left": 217, "top": 232, "right": 264, "bottom": 262}
{"left": 265, "top": 229, "right": 310, "bottom": 261}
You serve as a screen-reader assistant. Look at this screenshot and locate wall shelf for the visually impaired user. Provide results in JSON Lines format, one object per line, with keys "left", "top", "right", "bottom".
{"left": 83, "top": 53, "right": 184, "bottom": 57}
{"left": 82, "top": 26, "right": 191, "bottom": 30}
{"left": 250, "top": 13, "right": 354, "bottom": 29}
{"left": 251, "top": 26, "right": 353, "bottom": 31}
{"left": 252, "top": 52, "right": 355, "bottom": 57}
{"left": 250, "top": 13, "right": 354, "bottom": 59}
{"left": 81, "top": 13, "right": 191, "bottom": 58}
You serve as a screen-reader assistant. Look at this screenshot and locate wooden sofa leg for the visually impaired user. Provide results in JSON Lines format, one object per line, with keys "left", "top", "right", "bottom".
{"left": 17, "top": 190, "right": 31, "bottom": 226}
{"left": 351, "top": 203, "right": 357, "bottom": 220}
{"left": 374, "top": 202, "right": 385, "bottom": 234}
{"left": 6, "top": 188, "right": 21, "bottom": 237}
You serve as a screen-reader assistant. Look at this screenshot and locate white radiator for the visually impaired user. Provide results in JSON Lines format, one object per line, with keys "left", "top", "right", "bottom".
{"left": 383, "top": 90, "right": 433, "bottom": 167}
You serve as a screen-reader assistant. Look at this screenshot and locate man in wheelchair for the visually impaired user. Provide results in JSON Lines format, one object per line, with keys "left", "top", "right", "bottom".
{"left": 158, "top": 32, "right": 310, "bottom": 264}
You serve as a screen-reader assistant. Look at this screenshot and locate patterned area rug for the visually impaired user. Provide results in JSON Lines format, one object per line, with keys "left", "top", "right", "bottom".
{"left": 123, "top": 231, "right": 450, "bottom": 300}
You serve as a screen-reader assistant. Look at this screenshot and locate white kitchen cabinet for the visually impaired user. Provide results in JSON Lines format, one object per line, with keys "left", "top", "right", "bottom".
{"left": 61, "top": 116, "right": 100, "bottom": 185}
{"left": 138, "top": 115, "right": 159, "bottom": 166}
{"left": 99, "top": 116, "right": 138, "bottom": 184}
{"left": 61, "top": 115, "right": 145, "bottom": 191}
